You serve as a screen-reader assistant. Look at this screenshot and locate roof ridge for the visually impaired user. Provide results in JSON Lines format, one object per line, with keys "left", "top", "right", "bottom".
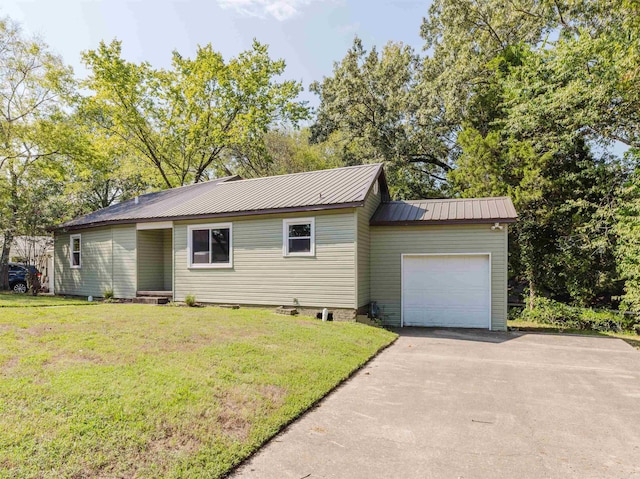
{"left": 214, "top": 163, "right": 383, "bottom": 185}
{"left": 133, "top": 174, "right": 239, "bottom": 199}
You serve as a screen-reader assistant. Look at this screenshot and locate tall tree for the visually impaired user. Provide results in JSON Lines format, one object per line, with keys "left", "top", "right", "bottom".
{"left": 310, "top": 38, "right": 452, "bottom": 198}
{"left": 228, "top": 128, "right": 342, "bottom": 178}
{"left": 421, "top": 0, "right": 634, "bottom": 306}
{"left": 0, "top": 17, "right": 74, "bottom": 289}
{"left": 82, "top": 40, "right": 309, "bottom": 188}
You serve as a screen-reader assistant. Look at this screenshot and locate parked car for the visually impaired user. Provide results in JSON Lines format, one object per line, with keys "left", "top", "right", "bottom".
{"left": 8, "top": 262, "right": 40, "bottom": 293}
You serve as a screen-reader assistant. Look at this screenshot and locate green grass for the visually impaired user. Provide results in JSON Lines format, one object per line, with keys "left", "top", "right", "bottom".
{"left": 508, "top": 319, "right": 640, "bottom": 350}
{"left": 0, "top": 292, "right": 90, "bottom": 308}
{"left": 0, "top": 304, "right": 396, "bottom": 478}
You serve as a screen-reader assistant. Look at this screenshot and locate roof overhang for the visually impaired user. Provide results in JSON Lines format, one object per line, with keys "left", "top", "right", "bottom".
{"left": 53, "top": 201, "right": 365, "bottom": 233}
{"left": 370, "top": 218, "right": 517, "bottom": 227}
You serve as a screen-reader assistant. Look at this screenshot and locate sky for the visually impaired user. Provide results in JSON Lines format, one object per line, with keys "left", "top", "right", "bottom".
{"left": 0, "top": 0, "right": 431, "bottom": 106}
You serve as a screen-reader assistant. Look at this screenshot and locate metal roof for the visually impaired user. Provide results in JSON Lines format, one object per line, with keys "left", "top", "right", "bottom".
{"left": 57, "top": 163, "right": 384, "bottom": 230}
{"left": 156, "top": 163, "right": 383, "bottom": 219}
{"left": 370, "top": 197, "right": 517, "bottom": 225}
{"left": 58, "top": 176, "right": 239, "bottom": 229}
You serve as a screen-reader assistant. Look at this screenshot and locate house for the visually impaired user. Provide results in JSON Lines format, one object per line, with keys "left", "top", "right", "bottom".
{"left": 53, "top": 164, "right": 517, "bottom": 329}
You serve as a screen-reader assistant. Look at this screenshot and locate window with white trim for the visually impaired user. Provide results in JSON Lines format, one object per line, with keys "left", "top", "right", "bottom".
{"left": 283, "top": 218, "right": 315, "bottom": 256}
{"left": 187, "top": 223, "right": 232, "bottom": 268}
{"left": 70, "top": 234, "right": 81, "bottom": 268}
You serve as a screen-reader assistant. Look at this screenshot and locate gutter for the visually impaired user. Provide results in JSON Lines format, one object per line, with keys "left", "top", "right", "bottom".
{"left": 51, "top": 201, "right": 366, "bottom": 233}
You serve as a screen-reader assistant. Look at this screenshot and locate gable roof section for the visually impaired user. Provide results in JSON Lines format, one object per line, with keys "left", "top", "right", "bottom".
{"left": 370, "top": 197, "right": 517, "bottom": 226}
{"left": 57, "top": 163, "right": 384, "bottom": 230}
{"left": 58, "top": 176, "right": 239, "bottom": 230}
{"left": 156, "top": 163, "right": 383, "bottom": 219}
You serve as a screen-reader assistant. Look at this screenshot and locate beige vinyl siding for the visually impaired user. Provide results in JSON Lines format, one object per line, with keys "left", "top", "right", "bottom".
{"left": 370, "top": 224, "right": 508, "bottom": 330}
{"left": 112, "top": 226, "right": 136, "bottom": 298}
{"left": 356, "top": 184, "right": 381, "bottom": 308}
{"left": 174, "top": 210, "right": 356, "bottom": 308}
{"left": 54, "top": 227, "right": 113, "bottom": 297}
{"left": 137, "top": 230, "right": 166, "bottom": 291}
{"left": 163, "top": 229, "right": 172, "bottom": 291}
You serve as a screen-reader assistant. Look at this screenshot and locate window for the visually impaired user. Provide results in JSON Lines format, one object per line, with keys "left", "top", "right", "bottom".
{"left": 187, "top": 223, "right": 232, "bottom": 268}
{"left": 283, "top": 218, "right": 315, "bottom": 257}
{"left": 70, "top": 234, "right": 81, "bottom": 268}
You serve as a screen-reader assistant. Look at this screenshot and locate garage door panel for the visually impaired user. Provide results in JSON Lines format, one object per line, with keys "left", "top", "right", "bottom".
{"left": 402, "top": 254, "right": 490, "bottom": 328}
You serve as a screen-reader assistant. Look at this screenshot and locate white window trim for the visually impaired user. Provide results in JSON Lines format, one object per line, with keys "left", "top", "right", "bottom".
{"left": 70, "top": 234, "right": 82, "bottom": 269}
{"left": 283, "top": 217, "right": 315, "bottom": 257}
{"left": 187, "top": 223, "right": 233, "bottom": 269}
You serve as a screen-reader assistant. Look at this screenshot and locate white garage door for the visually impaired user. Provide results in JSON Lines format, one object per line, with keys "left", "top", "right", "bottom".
{"left": 402, "top": 254, "right": 491, "bottom": 328}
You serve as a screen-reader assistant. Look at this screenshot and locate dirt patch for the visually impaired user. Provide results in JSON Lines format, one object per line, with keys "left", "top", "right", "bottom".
{"left": 257, "top": 384, "right": 287, "bottom": 407}
{"left": 24, "top": 324, "right": 55, "bottom": 336}
{"left": 0, "top": 356, "right": 20, "bottom": 375}
{"left": 217, "top": 409, "right": 252, "bottom": 441}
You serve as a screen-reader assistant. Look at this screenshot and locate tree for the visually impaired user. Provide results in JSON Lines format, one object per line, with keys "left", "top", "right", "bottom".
{"left": 310, "top": 38, "right": 452, "bottom": 198}
{"left": 0, "top": 17, "right": 74, "bottom": 289}
{"left": 228, "top": 128, "right": 342, "bottom": 178}
{"left": 81, "top": 40, "right": 310, "bottom": 188}
{"left": 62, "top": 105, "right": 161, "bottom": 215}
{"left": 420, "top": 1, "right": 635, "bottom": 306}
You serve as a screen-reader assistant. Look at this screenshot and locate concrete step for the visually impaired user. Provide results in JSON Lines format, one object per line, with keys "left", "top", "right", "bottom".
{"left": 136, "top": 290, "right": 172, "bottom": 298}
{"left": 132, "top": 296, "right": 169, "bottom": 305}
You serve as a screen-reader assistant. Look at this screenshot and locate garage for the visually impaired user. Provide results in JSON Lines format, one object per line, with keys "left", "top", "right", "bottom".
{"left": 402, "top": 254, "right": 491, "bottom": 328}
{"left": 368, "top": 197, "right": 517, "bottom": 330}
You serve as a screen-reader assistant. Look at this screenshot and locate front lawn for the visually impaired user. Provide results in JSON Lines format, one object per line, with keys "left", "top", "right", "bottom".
{"left": 0, "top": 304, "right": 396, "bottom": 478}
{"left": 0, "top": 292, "right": 89, "bottom": 308}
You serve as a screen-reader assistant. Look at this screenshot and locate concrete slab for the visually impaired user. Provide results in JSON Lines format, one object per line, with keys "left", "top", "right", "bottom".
{"left": 231, "top": 329, "right": 640, "bottom": 479}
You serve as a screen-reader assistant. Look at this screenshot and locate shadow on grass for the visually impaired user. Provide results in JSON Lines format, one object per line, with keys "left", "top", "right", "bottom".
{"left": 509, "top": 322, "right": 640, "bottom": 350}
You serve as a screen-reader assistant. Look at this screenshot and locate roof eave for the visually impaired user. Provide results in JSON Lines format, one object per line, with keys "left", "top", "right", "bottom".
{"left": 370, "top": 218, "right": 518, "bottom": 227}
{"left": 54, "top": 201, "right": 365, "bottom": 232}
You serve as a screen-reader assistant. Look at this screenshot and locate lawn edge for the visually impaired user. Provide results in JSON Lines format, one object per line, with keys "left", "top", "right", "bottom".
{"left": 508, "top": 322, "right": 640, "bottom": 350}
{"left": 223, "top": 331, "right": 399, "bottom": 478}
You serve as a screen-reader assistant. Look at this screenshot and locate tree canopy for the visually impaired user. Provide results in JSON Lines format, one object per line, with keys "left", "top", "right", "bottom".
{"left": 81, "top": 40, "right": 310, "bottom": 188}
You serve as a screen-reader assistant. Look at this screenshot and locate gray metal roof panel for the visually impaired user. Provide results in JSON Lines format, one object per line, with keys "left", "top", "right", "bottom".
{"left": 57, "top": 176, "right": 239, "bottom": 229}
{"left": 370, "top": 197, "right": 517, "bottom": 225}
{"left": 156, "top": 163, "right": 382, "bottom": 218}
{"left": 57, "top": 163, "right": 383, "bottom": 230}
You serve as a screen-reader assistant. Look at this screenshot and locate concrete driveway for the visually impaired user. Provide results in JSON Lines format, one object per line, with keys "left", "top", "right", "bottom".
{"left": 232, "top": 329, "right": 640, "bottom": 479}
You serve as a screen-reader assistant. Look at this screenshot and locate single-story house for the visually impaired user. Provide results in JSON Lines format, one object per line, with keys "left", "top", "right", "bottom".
{"left": 53, "top": 163, "right": 517, "bottom": 329}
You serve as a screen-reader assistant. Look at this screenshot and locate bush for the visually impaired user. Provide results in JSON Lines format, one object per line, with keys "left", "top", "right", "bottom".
{"left": 519, "top": 297, "right": 638, "bottom": 333}
{"left": 103, "top": 289, "right": 114, "bottom": 300}
{"left": 184, "top": 294, "right": 197, "bottom": 307}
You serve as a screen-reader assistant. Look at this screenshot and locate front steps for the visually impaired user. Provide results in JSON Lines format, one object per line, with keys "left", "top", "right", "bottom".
{"left": 133, "top": 291, "right": 172, "bottom": 305}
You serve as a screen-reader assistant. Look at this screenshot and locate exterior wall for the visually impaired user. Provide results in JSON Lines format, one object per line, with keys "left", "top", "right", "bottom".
{"left": 356, "top": 183, "right": 381, "bottom": 308}
{"left": 111, "top": 226, "right": 136, "bottom": 298}
{"left": 173, "top": 209, "right": 356, "bottom": 308}
{"left": 163, "top": 229, "right": 172, "bottom": 291}
{"left": 54, "top": 227, "right": 113, "bottom": 297}
{"left": 136, "top": 229, "right": 166, "bottom": 291}
{"left": 370, "top": 224, "right": 508, "bottom": 330}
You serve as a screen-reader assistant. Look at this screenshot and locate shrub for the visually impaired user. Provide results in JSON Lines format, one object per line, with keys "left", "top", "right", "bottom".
{"left": 185, "top": 294, "right": 197, "bottom": 307}
{"left": 519, "top": 297, "right": 638, "bottom": 333}
{"left": 103, "top": 289, "right": 114, "bottom": 300}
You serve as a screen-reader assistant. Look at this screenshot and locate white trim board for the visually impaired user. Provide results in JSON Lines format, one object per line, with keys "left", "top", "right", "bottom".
{"left": 136, "top": 221, "right": 173, "bottom": 230}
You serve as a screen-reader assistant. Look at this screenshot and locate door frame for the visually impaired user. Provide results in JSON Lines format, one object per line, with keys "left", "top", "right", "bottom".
{"left": 400, "top": 253, "right": 492, "bottom": 330}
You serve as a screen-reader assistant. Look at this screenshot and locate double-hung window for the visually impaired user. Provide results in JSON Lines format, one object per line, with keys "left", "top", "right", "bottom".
{"left": 70, "top": 234, "right": 81, "bottom": 268}
{"left": 283, "top": 218, "right": 315, "bottom": 257}
{"left": 188, "top": 223, "right": 232, "bottom": 268}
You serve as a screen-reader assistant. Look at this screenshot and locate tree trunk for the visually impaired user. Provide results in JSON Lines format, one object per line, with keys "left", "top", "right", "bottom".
{"left": 529, "top": 278, "right": 536, "bottom": 310}
{"left": 0, "top": 233, "right": 12, "bottom": 290}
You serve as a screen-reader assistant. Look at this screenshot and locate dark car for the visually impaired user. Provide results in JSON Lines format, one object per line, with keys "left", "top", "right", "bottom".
{"left": 8, "top": 263, "right": 40, "bottom": 293}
